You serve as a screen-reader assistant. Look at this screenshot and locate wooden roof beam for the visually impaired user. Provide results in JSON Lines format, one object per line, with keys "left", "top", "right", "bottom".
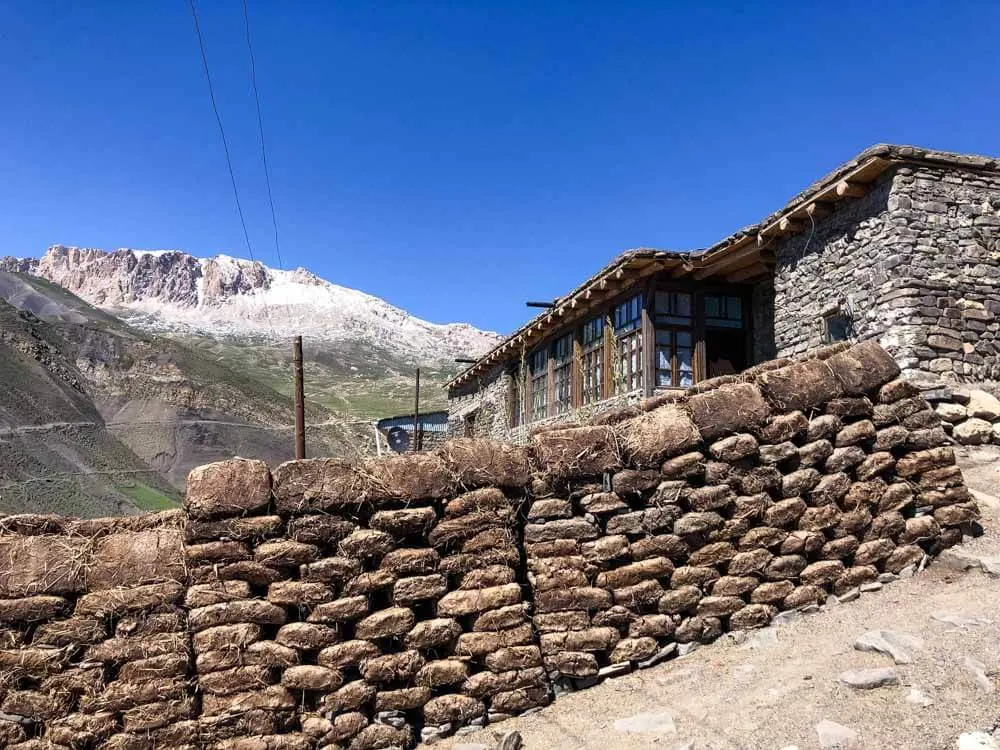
{"left": 726, "top": 262, "right": 770, "bottom": 283}
{"left": 692, "top": 243, "right": 761, "bottom": 280}
{"left": 836, "top": 180, "right": 867, "bottom": 198}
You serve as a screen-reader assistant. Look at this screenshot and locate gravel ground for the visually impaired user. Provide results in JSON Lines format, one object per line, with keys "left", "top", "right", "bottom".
{"left": 434, "top": 448, "right": 1000, "bottom": 750}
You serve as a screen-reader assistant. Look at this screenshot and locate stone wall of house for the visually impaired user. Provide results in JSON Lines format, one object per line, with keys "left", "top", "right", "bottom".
{"left": 447, "top": 363, "right": 514, "bottom": 441}
{"left": 0, "top": 341, "right": 981, "bottom": 750}
{"left": 771, "top": 161, "right": 1000, "bottom": 383}
{"left": 873, "top": 163, "right": 1000, "bottom": 382}
{"left": 770, "top": 169, "right": 900, "bottom": 358}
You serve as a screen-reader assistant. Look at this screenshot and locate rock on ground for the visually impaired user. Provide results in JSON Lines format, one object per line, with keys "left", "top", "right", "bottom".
{"left": 815, "top": 719, "right": 859, "bottom": 749}
{"left": 837, "top": 667, "right": 901, "bottom": 689}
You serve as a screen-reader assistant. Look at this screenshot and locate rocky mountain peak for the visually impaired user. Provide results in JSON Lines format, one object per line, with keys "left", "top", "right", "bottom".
{"left": 1, "top": 245, "right": 500, "bottom": 364}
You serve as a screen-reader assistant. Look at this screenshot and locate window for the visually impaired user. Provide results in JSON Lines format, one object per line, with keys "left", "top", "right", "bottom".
{"left": 654, "top": 291, "right": 694, "bottom": 388}
{"left": 509, "top": 365, "right": 525, "bottom": 427}
{"left": 552, "top": 334, "right": 573, "bottom": 414}
{"left": 825, "top": 311, "right": 852, "bottom": 342}
{"left": 704, "top": 294, "right": 743, "bottom": 328}
{"left": 528, "top": 347, "right": 548, "bottom": 421}
{"left": 654, "top": 291, "right": 692, "bottom": 326}
{"left": 614, "top": 294, "right": 642, "bottom": 333}
{"left": 581, "top": 316, "right": 604, "bottom": 404}
{"left": 655, "top": 329, "right": 694, "bottom": 387}
{"left": 613, "top": 294, "right": 643, "bottom": 394}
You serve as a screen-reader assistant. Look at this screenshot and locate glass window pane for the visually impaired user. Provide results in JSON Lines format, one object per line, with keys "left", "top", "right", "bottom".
{"left": 728, "top": 296, "right": 742, "bottom": 320}
{"left": 675, "top": 293, "right": 692, "bottom": 318}
{"left": 704, "top": 295, "right": 720, "bottom": 318}
{"left": 677, "top": 348, "right": 693, "bottom": 383}
{"left": 676, "top": 330, "right": 692, "bottom": 347}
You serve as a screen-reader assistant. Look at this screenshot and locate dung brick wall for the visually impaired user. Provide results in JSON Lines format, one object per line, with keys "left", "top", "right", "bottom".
{"left": 0, "top": 341, "right": 982, "bottom": 750}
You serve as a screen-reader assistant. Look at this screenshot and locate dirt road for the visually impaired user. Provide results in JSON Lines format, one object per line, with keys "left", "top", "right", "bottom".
{"left": 435, "top": 448, "right": 1000, "bottom": 750}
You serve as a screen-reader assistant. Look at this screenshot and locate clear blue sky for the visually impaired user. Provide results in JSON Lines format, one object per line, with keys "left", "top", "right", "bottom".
{"left": 2, "top": 1, "right": 998, "bottom": 334}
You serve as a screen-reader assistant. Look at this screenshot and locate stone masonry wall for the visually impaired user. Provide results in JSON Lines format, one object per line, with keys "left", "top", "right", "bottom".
{"left": 0, "top": 342, "right": 982, "bottom": 750}
{"left": 772, "top": 161, "right": 1000, "bottom": 383}
{"left": 771, "top": 169, "right": 900, "bottom": 357}
{"left": 446, "top": 364, "right": 513, "bottom": 441}
{"left": 874, "top": 163, "right": 1000, "bottom": 382}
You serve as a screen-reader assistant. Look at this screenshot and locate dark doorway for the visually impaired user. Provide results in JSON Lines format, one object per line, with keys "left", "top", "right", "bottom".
{"left": 705, "top": 328, "right": 748, "bottom": 378}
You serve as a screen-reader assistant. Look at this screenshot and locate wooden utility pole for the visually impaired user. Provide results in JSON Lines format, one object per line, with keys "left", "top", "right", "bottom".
{"left": 412, "top": 367, "right": 421, "bottom": 452}
{"left": 293, "top": 336, "right": 306, "bottom": 459}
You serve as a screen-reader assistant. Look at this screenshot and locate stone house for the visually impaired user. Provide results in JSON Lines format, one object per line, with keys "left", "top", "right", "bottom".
{"left": 448, "top": 144, "right": 1000, "bottom": 441}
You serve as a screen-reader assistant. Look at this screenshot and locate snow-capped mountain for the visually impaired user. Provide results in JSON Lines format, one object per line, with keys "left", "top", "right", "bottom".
{"left": 1, "top": 245, "right": 499, "bottom": 363}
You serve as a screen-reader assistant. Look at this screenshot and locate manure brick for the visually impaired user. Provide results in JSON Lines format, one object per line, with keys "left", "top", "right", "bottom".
{"left": 687, "top": 382, "right": 770, "bottom": 440}
{"left": 423, "top": 694, "right": 486, "bottom": 725}
{"left": 689, "top": 541, "right": 737, "bottom": 566}
{"left": 286, "top": 514, "right": 354, "bottom": 546}
{"left": 185, "top": 457, "right": 271, "bottom": 519}
{"left": 275, "top": 622, "right": 340, "bottom": 651}
{"left": 320, "top": 681, "right": 376, "bottom": 713}
{"left": 544, "top": 651, "right": 599, "bottom": 677}
{"left": 661, "top": 451, "right": 706, "bottom": 479}
{"left": 670, "top": 565, "right": 721, "bottom": 589}
{"left": 364, "top": 452, "right": 455, "bottom": 501}
{"left": 438, "top": 438, "right": 533, "bottom": 489}
{"left": 188, "top": 600, "right": 286, "bottom": 632}
{"left": 712, "top": 575, "right": 760, "bottom": 597}
{"left": 620, "top": 405, "right": 701, "bottom": 468}
{"left": 474, "top": 604, "right": 529, "bottom": 632}
{"left": 379, "top": 547, "right": 440, "bottom": 575}
{"left": 338, "top": 529, "right": 395, "bottom": 560}
{"left": 533, "top": 425, "right": 620, "bottom": 477}
{"left": 826, "top": 396, "right": 874, "bottom": 419}
{"left": 318, "top": 641, "right": 381, "bottom": 669}
{"left": 354, "top": 607, "right": 415, "bottom": 639}
{"left": 267, "top": 581, "right": 334, "bottom": 607}
{"left": 186, "top": 514, "right": 283, "bottom": 544}
{"left": 611, "top": 636, "right": 659, "bottom": 663}
{"left": 415, "top": 659, "right": 469, "bottom": 687}
{"left": 307, "top": 596, "right": 369, "bottom": 623}
{"left": 0, "top": 595, "right": 70, "bottom": 623}
{"left": 437, "top": 583, "right": 522, "bottom": 616}
{"left": 369, "top": 506, "right": 437, "bottom": 537}
{"left": 185, "top": 540, "right": 249, "bottom": 565}
{"left": 342, "top": 569, "right": 397, "bottom": 596}
{"left": 730, "top": 604, "right": 777, "bottom": 630}
{"left": 254, "top": 540, "right": 319, "bottom": 568}
{"left": 359, "top": 649, "right": 424, "bottom": 684}
{"left": 460, "top": 564, "right": 516, "bottom": 589}
{"left": 759, "top": 411, "right": 809, "bottom": 443}
{"left": 405, "top": 618, "right": 462, "bottom": 649}
{"left": 739, "top": 527, "right": 788, "bottom": 550}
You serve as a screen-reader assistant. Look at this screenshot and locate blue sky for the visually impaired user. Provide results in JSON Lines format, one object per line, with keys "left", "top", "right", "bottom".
{"left": 1, "top": 1, "right": 999, "bottom": 334}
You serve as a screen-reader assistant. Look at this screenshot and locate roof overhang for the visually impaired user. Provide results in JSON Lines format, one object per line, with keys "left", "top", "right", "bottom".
{"left": 447, "top": 144, "right": 1000, "bottom": 389}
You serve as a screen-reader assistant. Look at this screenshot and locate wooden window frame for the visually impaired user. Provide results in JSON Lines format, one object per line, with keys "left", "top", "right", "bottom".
{"left": 551, "top": 333, "right": 573, "bottom": 415}
{"left": 509, "top": 274, "right": 755, "bottom": 425}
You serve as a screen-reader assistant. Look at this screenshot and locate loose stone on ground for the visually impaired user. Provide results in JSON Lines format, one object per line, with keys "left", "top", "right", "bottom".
{"left": 815, "top": 719, "right": 859, "bottom": 749}
{"left": 836, "top": 667, "right": 900, "bottom": 689}
{"left": 853, "top": 630, "right": 923, "bottom": 664}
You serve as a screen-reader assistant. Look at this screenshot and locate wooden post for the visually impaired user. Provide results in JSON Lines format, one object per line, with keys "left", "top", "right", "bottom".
{"left": 293, "top": 336, "right": 306, "bottom": 459}
{"left": 412, "top": 368, "right": 421, "bottom": 452}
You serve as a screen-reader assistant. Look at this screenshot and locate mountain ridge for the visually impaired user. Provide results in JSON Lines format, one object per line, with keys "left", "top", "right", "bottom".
{"left": 0, "top": 245, "right": 500, "bottom": 363}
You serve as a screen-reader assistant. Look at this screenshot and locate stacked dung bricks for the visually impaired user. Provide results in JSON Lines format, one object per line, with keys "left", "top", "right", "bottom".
{"left": 525, "top": 340, "right": 980, "bottom": 690}
{"left": 0, "top": 341, "right": 982, "bottom": 750}
{"left": 183, "top": 439, "right": 537, "bottom": 749}
{"left": 0, "top": 512, "right": 191, "bottom": 750}
{"left": 183, "top": 458, "right": 306, "bottom": 748}
{"left": 425, "top": 440, "right": 546, "bottom": 741}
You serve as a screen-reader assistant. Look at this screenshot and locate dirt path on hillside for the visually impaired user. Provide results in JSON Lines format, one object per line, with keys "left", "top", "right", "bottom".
{"left": 435, "top": 449, "right": 1000, "bottom": 750}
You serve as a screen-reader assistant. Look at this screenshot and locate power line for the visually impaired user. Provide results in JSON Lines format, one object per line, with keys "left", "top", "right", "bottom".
{"left": 242, "top": 0, "right": 283, "bottom": 272}
{"left": 186, "top": 0, "right": 258, "bottom": 267}
{"left": 186, "top": 0, "right": 279, "bottom": 338}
